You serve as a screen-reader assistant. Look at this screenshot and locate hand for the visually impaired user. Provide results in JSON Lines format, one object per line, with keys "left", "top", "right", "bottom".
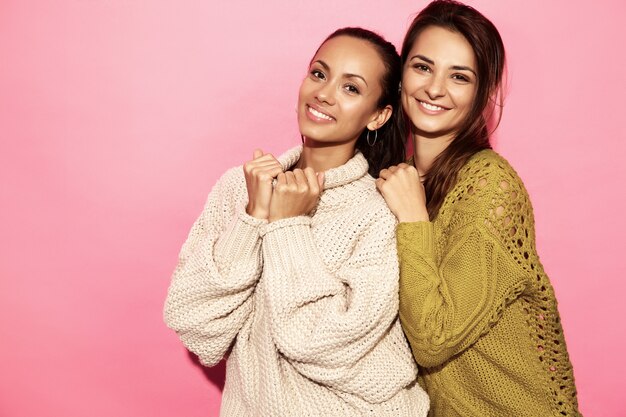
{"left": 376, "top": 163, "right": 429, "bottom": 222}
{"left": 244, "top": 149, "right": 283, "bottom": 219}
{"left": 268, "top": 168, "right": 325, "bottom": 222}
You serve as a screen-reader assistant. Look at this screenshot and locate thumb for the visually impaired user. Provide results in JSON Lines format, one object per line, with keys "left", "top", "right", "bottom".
{"left": 316, "top": 172, "right": 325, "bottom": 189}
{"left": 253, "top": 149, "right": 264, "bottom": 159}
{"left": 375, "top": 177, "right": 384, "bottom": 191}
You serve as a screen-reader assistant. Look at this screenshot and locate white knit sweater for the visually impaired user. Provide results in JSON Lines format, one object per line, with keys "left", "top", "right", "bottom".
{"left": 164, "top": 146, "right": 429, "bottom": 416}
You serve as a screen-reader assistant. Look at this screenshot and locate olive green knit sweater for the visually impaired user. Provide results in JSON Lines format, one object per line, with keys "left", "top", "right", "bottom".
{"left": 397, "top": 150, "right": 580, "bottom": 417}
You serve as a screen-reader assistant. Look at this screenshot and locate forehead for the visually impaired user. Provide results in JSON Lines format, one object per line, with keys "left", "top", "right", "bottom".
{"left": 313, "top": 35, "right": 386, "bottom": 80}
{"left": 409, "top": 26, "right": 475, "bottom": 67}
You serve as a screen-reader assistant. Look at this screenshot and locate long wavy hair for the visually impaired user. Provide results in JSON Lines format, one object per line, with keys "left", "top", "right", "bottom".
{"left": 310, "top": 27, "right": 404, "bottom": 177}
{"left": 398, "top": 0, "right": 506, "bottom": 218}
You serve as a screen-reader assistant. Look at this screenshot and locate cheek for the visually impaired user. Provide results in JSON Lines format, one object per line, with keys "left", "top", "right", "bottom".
{"left": 298, "top": 79, "right": 314, "bottom": 104}
{"left": 350, "top": 99, "right": 380, "bottom": 124}
{"left": 401, "top": 90, "right": 412, "bottom": 107}
{"left": 401, "top": 71, "right": 423, "bottom": 93}
{"left": 297, "top": 85, "right": 306, "bottom": 105}
{"left": 342, "top": 99, "right": 362, "bottom": 116}
{"left": 460, "top": 94, "right": 476, "bottom": 117}
{"left": 451, "top": 87, "right": 475, "bottom": 114}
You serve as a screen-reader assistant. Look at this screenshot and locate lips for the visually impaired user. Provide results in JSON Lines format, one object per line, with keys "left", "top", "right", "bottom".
{"left": 306, "top": 104, "right": 335, "bottom": 121}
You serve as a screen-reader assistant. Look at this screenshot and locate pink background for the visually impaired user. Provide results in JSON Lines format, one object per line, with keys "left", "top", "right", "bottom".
{"left": 1, "top": 1, "right": 624, "bottom": 416}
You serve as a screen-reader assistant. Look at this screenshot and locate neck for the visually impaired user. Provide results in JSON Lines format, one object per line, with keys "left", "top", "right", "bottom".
{"left": 295, "top": 137, "right": 356, "bottom": 172}
{"left": 412, "top": 132, "right": 454, "bottom": 175}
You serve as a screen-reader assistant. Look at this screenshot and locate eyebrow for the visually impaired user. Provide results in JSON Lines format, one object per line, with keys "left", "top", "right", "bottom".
{"left": 410, "top": 54, "right": 477, "bottom": 76}
{"left": 312, "top": 60, "right": 369, "bottom": 87}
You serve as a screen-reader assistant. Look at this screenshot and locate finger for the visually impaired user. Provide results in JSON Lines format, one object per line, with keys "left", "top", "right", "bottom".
{"left": 375, "top": 177, "right": 385, "bottom": 190}
{"left": 250, "top": 155, "right": 279, "bottom": 166}
{"left": 245, "top": 156, "right": 274, "bottom": 174}
{"left": 255, "top": 166, "right": 284, "bottom": 182}
{"left": 252, "top": 160, "right": 283, "bottom": 172}
{"left": 276, "top": 172, "right": 286, "bottom": 186}
{"left": 303, "top": 168, "right": 319, "bottom": 193}
{"left": 250, "top": 156, "right": 276, "bottom": 164}
{"left": 258, "top": 153, "right": 277, "bottom": 163}
{"left": 379, "top": 169, "right": 389, "bottom": 179}
{"left": 284, "top": 171, "right": 296, "bottom": 186}
{"left": 316, "top": 171, "right": 325, "bottom": 189}
{"left": 397, "top": 162, "right": 410, "bottom": 169}
{"left": 253, "top": 149, "right": 264, "bottom": 159}
{"left": 265, "top": 165, "right": 284, "bottom": 179}
{"left": 388, "top": 165, "right": 399, "bottom": 173}
{"left": 292, "top": 169, "right": 308, "bottom": 190}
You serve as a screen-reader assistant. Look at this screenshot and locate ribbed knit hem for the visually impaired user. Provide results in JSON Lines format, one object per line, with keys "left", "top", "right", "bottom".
{"left": 260, "top": 215, "right": 311, "bottom": 237}
{"left": 214, "top": 209, "right": 266, "bottom": 262}
{"left": 261, "top": 219, "right": 342, "bottom": 306}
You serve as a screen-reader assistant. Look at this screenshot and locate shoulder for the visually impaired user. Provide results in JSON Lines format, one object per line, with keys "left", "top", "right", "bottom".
{"left": 359, "top": 175, "right": 398, "bottom": 229}
{"left": 200, "top": 165, "right": 247, "bottom": 212}
{"left": 218, "top": 164, "right": 246, "bottom": 185}
{"left": 324, "top": 173, "right": 397, "bottom": 231}
{"left": 461, "top": 150, "right": 523, "bottom": 183}
{"left": 210, "top": 165, "right": 246, "bottom": 194}
{"left": 441, "top": 150, "right": 534, "bottom": 221}
{"left": 456, "top": 150, "right": 529, "bottom": 198}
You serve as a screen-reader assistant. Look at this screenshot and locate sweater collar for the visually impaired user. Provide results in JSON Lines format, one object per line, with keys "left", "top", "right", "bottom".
{"left": 278, "top": 145, "right": 369, "bottom": 190}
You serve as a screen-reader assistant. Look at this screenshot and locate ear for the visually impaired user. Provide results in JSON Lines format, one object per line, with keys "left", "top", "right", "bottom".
{"left": 367, "top": 105, "right": 393, "bottom": 131}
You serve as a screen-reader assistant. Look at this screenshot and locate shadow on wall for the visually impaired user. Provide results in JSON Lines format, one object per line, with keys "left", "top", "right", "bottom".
{"left": 188, "top": 350, "right": 226, "bottom": 391}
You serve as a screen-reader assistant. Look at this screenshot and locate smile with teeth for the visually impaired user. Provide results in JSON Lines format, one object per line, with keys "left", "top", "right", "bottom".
{"left": 419, "top": 100, "right": 448, "bottom": 111}
{"left": 307, "top": 105, "right": 334, "bottom": 121}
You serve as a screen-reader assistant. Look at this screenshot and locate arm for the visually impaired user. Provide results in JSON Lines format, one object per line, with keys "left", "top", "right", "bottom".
{"left": 397, "top": 167, "right": 532, "bottom": 367}
{"left": 261, "top": 209, "right": 415, "bottom": 402}
{"left": 163, "top": 168, "right": 265, "bottom": 366}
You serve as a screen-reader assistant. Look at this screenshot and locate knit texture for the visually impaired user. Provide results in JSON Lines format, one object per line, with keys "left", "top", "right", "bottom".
{"left": 397, "top": 150, "right": 580, "bottom": 417}
{"left": 164, "top": 146, "right": 429, "bottom": 417}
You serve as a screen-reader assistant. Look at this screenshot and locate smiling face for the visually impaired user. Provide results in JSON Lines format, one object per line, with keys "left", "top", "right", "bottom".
{"left": 297, "top": 35, "right": 390, "bottom": 146}
{"left": 402, "top": 25, "right": 477, "bottom": 142}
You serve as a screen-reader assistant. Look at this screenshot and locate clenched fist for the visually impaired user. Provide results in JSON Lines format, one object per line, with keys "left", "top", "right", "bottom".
{"left": 268, "top": 168, "right": 324, "bottom": 222}
{"left": 376, "top": 163, "right": 429, "bottom": 222}
{"left": 244, "top": 149, "right": 283, "bottom": 220}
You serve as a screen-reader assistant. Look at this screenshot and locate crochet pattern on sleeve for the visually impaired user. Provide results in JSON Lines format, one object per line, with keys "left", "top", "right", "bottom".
{"left": 469, "top": 154, "right": 579, "bottom": 415}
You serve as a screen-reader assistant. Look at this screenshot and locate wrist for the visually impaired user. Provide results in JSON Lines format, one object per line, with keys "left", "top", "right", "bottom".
{"left": 268, "top": 212, "right": 289, "bottom": 223}
{"left": 246, "top": 203, "right": 268, "bottom": 220}
{"left": 397, "top": 207, "right": 429, "bottom": 223}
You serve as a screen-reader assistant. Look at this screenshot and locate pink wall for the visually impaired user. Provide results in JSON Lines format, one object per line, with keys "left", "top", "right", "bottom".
{"left": 1, "top": 1, "right": 624, "bottom": 416}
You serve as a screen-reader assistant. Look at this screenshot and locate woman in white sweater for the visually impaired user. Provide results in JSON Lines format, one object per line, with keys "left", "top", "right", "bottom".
{"left": 164, "top": 27, "right": 429, "bottom": 416}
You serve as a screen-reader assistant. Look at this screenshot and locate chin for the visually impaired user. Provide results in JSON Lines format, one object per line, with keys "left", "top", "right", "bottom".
{"left": 299, "top": 126, "right": 330, "bottom": 141}
{"left": 413, "top": 120, "right": 457, "bottom": 136}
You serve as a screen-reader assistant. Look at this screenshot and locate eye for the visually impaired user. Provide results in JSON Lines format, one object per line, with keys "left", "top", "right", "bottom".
{"left": 412, "top": 63, "right": 431, "bottom": 73}
{"left": 452, "top": 73, "right": 471, "bottom": 83}
{"left": 310, "top": 69, "right": 326, "bottom": 80}
{"left": 343, "top": 83, "right": 360, "bottom": 94}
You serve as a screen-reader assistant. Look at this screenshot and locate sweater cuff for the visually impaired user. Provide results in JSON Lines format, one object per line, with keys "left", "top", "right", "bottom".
{"left": 261, "top": 218, "right": 342, "bottom": 304}
{"left": 260, "top": 215, "right": 311, "bottom": 237}
{"left": 214, "top": 209, "right": 266, "bottom": 261}
{"left": 397, "top": 221, "right": 435, "bottom": 257}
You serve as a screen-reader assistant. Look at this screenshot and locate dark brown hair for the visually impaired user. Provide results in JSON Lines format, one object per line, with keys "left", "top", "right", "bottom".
{"left": 312, "top": 27, "right": 404, "bottom": 177}
{"left": 399, "top": 0, "right": 506, "bottom": 217}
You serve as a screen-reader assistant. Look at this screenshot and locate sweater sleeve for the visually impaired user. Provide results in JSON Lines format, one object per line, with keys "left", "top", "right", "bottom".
{"left": 260, "top": 208, "right": 415, "bottom": 402}
{"left": 397, "top": 164, "right": 532, "bottom": 368}
{"left": 163, "top": 168, "right": 265, "bottom": 366}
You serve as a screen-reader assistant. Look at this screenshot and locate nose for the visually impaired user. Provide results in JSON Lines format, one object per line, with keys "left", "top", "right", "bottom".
{"left": 315, "top": 81, "right": 336, "bottom": 105}
{"left": 425, "top": 73, "right": 446, "bottom": 100}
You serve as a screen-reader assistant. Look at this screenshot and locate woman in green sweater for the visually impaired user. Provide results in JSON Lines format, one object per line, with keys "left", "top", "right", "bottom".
{"left": 376, "top": 1, "right": 581, "bottom": 416}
